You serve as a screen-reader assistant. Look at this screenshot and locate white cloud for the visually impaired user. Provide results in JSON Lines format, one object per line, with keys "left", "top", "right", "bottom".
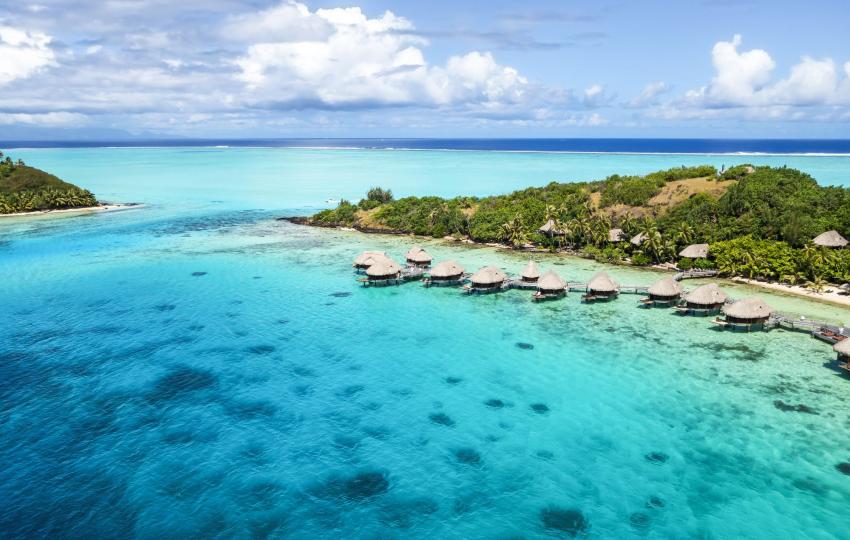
{"left": 0, "top": 111, "right": 87, "bottom": 126}
{"left": 233, "top": 2, "right": 530, "bottom": 110}
{"left": 0, "top": 25, "right": 56, "bottom": 86}
{"left": 628, "top": 81, "right": 670, "bottom": 108}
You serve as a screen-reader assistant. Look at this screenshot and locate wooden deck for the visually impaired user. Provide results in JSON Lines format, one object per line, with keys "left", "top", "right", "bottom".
{"left": 673, "top": 269, "right": 719, "bottom": 281}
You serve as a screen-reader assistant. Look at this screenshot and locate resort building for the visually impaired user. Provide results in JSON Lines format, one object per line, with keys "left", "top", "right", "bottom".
{"left": 425, "top": 260, "right": 466, "bottom": 286}
{"left": 716, "top": 297, "right": 774, "bottom": 330}
{"left": 644, "top": 276, "right": 683, "bottom": 307}
{"left": 538, "top": 219, "right": 564, "bottom": 236}
{"left": 630, "top": 232, "right": 647, "bottom": 246}
{"left": 812, "top": 230, "right": 848, "bottom": 248}
{"left": 608, "top": 228, "right": 625, "bottom": 243}
{"left": 405, "top": 245, "right": 433, "bottom": 267}
{"left": 583, "top": 272, "right": 619, "bottom": 302}
{"left": 677, "top": 283, "right": 728, "bottom": 315}
{"left": 520, "top": 261, "right": 541, "bottom": 283}
{"left": 364, "top": 258, "right": 402, "bottom": 286}
{"left": 353, "top": 251, "right": 388, "bottom": 270}
{"left": 533, "top": 270, "right": 567, "bottom": 301}
{"left": 679, "top": 243, "right": 709, "bottom": 259}
{"left": 466, "top": 266, "right": 508, "bottom": 293}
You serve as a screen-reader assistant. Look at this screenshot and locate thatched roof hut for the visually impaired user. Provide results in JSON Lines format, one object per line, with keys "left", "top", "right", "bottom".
{"left": 722, "top": 297, "right": 774, "bottom": 323}
{"left": 648, "top": 277, "right": 683, "bottom": 300}
{"left": 353, "top": 251, "right": 388, "bottom": 269}
{"left": 608, "top": 228, "right": 624, "bottom": 242}
{"left": 833, "top": 339, "right": 850, "bottom": 359}
{"left": 538, "top": 219, "right": 564, "bottom": 236}
{"left": 813, "top": 230, "right": 848, "bottom": 248}
{"left": 470, "top": 266, "right": 508, "bottom": 287}
{"left": 406, "top": 245, "right": 433, "bottom": 266}
{"left": 537, "top": 270, "right": 566, "bottom": 293}
{"left": 429, "top": 260, "right": 465, "bottom": 280}
{"left": 366, "top": 258, "right": 402, "bottom": 279}
{"left": 587, "top": 272, "right": 618, "bottom": 293}
{"left": 683, "top": 283, "right": 727, "bottom": 307}
{"left": 630, "top": 232, "right": 647, "bottom": 246}
{"left": 520, "top": 261, "right": 541, "bottom": 282}
{"left": 679, "top": 243, "right": 709, "bottom": 259}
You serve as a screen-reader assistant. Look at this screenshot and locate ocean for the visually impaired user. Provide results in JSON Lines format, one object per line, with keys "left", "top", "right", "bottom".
{"left": 2, "top": 143, "right": 850, "bottom": 539}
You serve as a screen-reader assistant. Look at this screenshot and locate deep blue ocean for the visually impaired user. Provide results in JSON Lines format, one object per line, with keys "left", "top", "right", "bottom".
{"left": 2, "top": 143, "right": 850, "bottom": 539}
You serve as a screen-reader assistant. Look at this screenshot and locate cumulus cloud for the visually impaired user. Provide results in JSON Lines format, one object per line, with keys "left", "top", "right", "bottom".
{"left": 0, "top": 111, "right": 87, "bottom": 126}
{"left": 0, "top": 25, "right": 56, "bottom": 86}
{"left": 628, "top": 81, "right": 670, "bottom": 108}
{"left": 233, "top": 2, "right": 530, "bottom": 110}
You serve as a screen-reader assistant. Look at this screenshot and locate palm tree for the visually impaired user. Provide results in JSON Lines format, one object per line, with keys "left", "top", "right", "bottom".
{"left": 806, "top": 276, "right": 828, "bottom": 293}
{"left": 673, "top": 222, "right": 695, "bottom": 247}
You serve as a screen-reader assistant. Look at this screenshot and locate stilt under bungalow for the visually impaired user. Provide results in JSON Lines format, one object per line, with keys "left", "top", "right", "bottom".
{"left": 676, "top": 283, "right": 727, "bottom": 315}
{"left": 533, "top": 270, "right": 567, "bottom": 301}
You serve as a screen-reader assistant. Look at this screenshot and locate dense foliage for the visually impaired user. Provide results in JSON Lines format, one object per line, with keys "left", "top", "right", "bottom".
{"left": 309, "top": 166, "right": 850, "bottom": 286}
{"left": 0, "top": 153, "right": 98, "bottom": 214}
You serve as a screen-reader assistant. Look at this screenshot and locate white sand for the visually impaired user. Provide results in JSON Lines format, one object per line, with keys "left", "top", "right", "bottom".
{"left": 0, "top": 203, "right": 141, "bottom": 219}
{"left": 730, "top": 277, "right": 850, "bottom": 309}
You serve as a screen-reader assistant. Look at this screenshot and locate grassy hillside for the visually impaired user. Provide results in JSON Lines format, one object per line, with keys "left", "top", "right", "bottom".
{"left": 0, "top": 152, "right": 98, "bottom": 213}
{"left": 307, "top": 165, "right": 850, "bottom": 286}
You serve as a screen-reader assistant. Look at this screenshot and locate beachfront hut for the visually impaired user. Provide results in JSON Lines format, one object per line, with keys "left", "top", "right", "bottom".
{"left": 834, "top": 339, "right": 850, "bottom": 372}
{"left": 812, "top": 230, "right": 848, "bottom": 248}
{"left": 353, "top": 250, "right": 388, "bottom": 270}
{"left": 679, "top": 243, "right": 709, "bottom": 259}
{"left": 467, "top": 266, "right": 508, "bottom": 293}
{"left": 365, "top": 258, "right": 402, "bottom": 286}
{"left": 716, "top": 297, "right": 774, "bottom": 330}
{"left": 608, "top": 228, "right": 625, "bottom": 243}
{"left": 538, "top": 219, "right": 564, "bottom": 236}
{"left": 405, "top": 245, "right": 433, "bottom": 267}
{"left": 533, "top": 270, "right": 567, "bottom": 301}
{"left": 520, "top": 261, "right": 541, "bottom": 283}
{"left": 643, "top": 276, "right": 683, "bottom": 307}
{"left": 583, "top": 272, "right": 619, "bottom": 302}
{"left": 677, "top": 283, "right": 727, "bottom": 315}
{"left": 630, "top": 232, "right": 647, "bottom": 246}
{"left": 425, "top": 260, "right": 466, "bottom": 286}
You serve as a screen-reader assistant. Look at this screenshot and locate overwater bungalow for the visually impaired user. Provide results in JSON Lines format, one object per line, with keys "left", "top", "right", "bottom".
{"left": 676, "top": 283, "right": 727, "bottom": 315}
{"left": 406, "top": 245, "right": 433, "bottom": 267}
{"left": 520, "top": 261, "right": 541, "bottom": 283}
{"left": 538, "top": 219, "right": 565, "bottom": 236}
{"left": 714, "top": 297, "right": 774, "bottom": 331}
{"left": 424, "top": 260, "right": 466, "bottom": 287}
{"left": 533, "top": 270, "right": 567, "bottom": 301}
{"left": 642, "top": 276, "right": 683, "bottom": 307}
{"left": 813, "top": 230, "right": 848, "bottom": 248}
{"left": 834, "top": 340, "right": 850, "bottom": 373}
{"left": 582, "top": 272, "right": 619, "bottom": 302}
{"left": 630, "top": 232, "right": 647, "bottom": 246}
{"left": 363, "top": 258, "right": 402, "bottom": 286}
{"left": 465, "top": 266, "right": 508, "bottom": 294}
{"left": 679, "top": 243, "right": 709, "bottom": 259}
{"left": 353, "top": 250, "right": 388, "bottom": 270}
{"left": 608, "top": 228, "right": 625, "bottom": 243}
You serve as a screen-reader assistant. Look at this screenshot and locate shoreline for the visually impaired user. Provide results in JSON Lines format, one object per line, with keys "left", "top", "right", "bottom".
{"left": 0, "top": 202, "right": 142, "bottom": 219}
{"left": 284, "top": 218, "right": 850, "bottom": 310}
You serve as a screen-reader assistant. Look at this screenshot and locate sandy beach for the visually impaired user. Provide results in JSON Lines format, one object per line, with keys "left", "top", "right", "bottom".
{"left": 730, "top": 277, "right": 850, "bottom": 309}
{"left": 0, "top": 203, "right": 141, "bottom": 220}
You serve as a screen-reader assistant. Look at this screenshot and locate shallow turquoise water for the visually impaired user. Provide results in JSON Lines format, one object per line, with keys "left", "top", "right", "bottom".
{"left": 2, "top": 148, "right": 850, "bottom": 539}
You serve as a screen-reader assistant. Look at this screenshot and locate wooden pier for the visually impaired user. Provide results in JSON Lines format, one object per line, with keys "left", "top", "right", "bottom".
{"left": 767, "top": 313, "right": 848, "bottom": 342}
{"left": 673, "top": 269, "right": 718, "bottom": 281}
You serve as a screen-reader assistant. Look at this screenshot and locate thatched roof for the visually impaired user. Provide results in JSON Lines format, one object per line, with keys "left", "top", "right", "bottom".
{"left": 538, "top": 219, "right": 564, "bottom": 235}
{"left": 608, "top": 228, "right": 624, "bottom": 242}
{"left": 723, "top": 297, "right": 774, "bottom": 320}
{"left": 470, "top": 265, "right": 507, "bottom": 286}
{"left": 353, "top": 251, "right": 387, "bottom": 267}
{"left": 648, "top": 276, "right": 682, "bottom": 297}
{"left": 833, "top": 339, "right": 850, "bottom": 356}
{"left": 679, "top": 243, "right": 709, "bottom": 258}
{"left": 630, "top": 232, "right": 647, "bottom": 246}
{"left": 406, "top": 245, "right": 433, "bottom": 263}
{"left": 683, "top": 283, "right": 727, "bottom": 305}
{"left": 366, "top": 258, "right": 402, "bottom": 278}
{"left": 429, "top": 260, "right": 465, "bottom": 278}
{"left": 521, "top": 261, "right": 541, "bottom": 280}
{"left": 587, "top": 272, "right": 618, "bottom": 293}
{"left": 537, "top": 270, "right": 566, "bottom": 292}
{"left": 813, "top": 230, "right": 848, "bottom": 248}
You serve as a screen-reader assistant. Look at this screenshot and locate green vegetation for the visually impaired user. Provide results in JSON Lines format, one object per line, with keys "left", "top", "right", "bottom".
{"left": 0, "top": 152, "right": 98, "bottom": 214}
{"left": 309, "top": 166, "right": 850, "bottom": 285}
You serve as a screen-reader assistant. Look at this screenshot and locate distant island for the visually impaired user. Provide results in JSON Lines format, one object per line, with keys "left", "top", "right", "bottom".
{"left": 296, "top": 166, "right": 850, "bottom": 293}
{"left": 0, "top": 151, "right": 99, "bottom": 214}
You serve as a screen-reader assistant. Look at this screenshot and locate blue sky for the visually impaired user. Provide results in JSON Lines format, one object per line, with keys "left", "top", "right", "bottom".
{"left": 1, "top": 0, "right": 849, "bottom": 139}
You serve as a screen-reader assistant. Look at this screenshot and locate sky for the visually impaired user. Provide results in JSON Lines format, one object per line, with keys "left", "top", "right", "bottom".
{"left": 1, "top": 0, "right": 849, "bottom": 139}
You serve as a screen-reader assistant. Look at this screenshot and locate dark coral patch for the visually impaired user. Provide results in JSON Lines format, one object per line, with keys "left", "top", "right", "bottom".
{"left": 147, "top": 365, "right": 217, "bottom": 402}
{"left": 645, "top": 496, "right": 665, "bottom": 509}
{"left": 540, "top": 507, "right": 589, "bottom": 537}
{"left": 338, "top": 384, "right": 365, "bottom": 398}
{"left": 246, "top": 344, "right": 276, "bottom": 355}
{"left": 154, "top": 303, "right": 176, "bottom": 312}
{"left": 531, "top": 403, "right": 550, "bottom": 414}
{"left": 453, "top": 447, "right": 482, "bottom": 466}
{"left": 225, "top": 400, "right": 278, "bottom": 420}
{"left": 330, "top": 292, "right": 353, "bottom": 298}
{"left": 315, "top": 471, "right": 390, "bottom": 501}
{"left": 645, "top": 452, "right": 669, "bottom": 464}
{"left": 444, "top": 376, "right": 463, "bottom": 385}
{"left": 773, "top": 400, "right": 818, "bottom": 414}
{"left": 629, "top": 512, "right": 651, "bottom": 529}
{"left": 484, "top": 399, "right": 506, "bottom": 409}
{"left": 429, "top": 413, "right": 456, "bottom": 427}
{"left": 191, "top": 272, "right": 207, "bottom": 277}
{"left": 378, "top": 497, "right": 439, "bottom": 528}
{"left": 516, "top": 342, "right": 534, "bottom": 350}
{"left": 836, "top": 462, "right": 850, "bottom": 476}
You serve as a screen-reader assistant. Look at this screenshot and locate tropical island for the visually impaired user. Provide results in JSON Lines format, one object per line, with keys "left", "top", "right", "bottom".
{"left": 297, "top": 165, "right": 850, "bottom": 295}
{"left": 0, "top": 151, "right": 100, "bottom": 215}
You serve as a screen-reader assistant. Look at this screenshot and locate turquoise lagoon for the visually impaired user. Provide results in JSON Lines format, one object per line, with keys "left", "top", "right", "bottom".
{"left": 2, "top": 147, "right": 850, "bottom": 539}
